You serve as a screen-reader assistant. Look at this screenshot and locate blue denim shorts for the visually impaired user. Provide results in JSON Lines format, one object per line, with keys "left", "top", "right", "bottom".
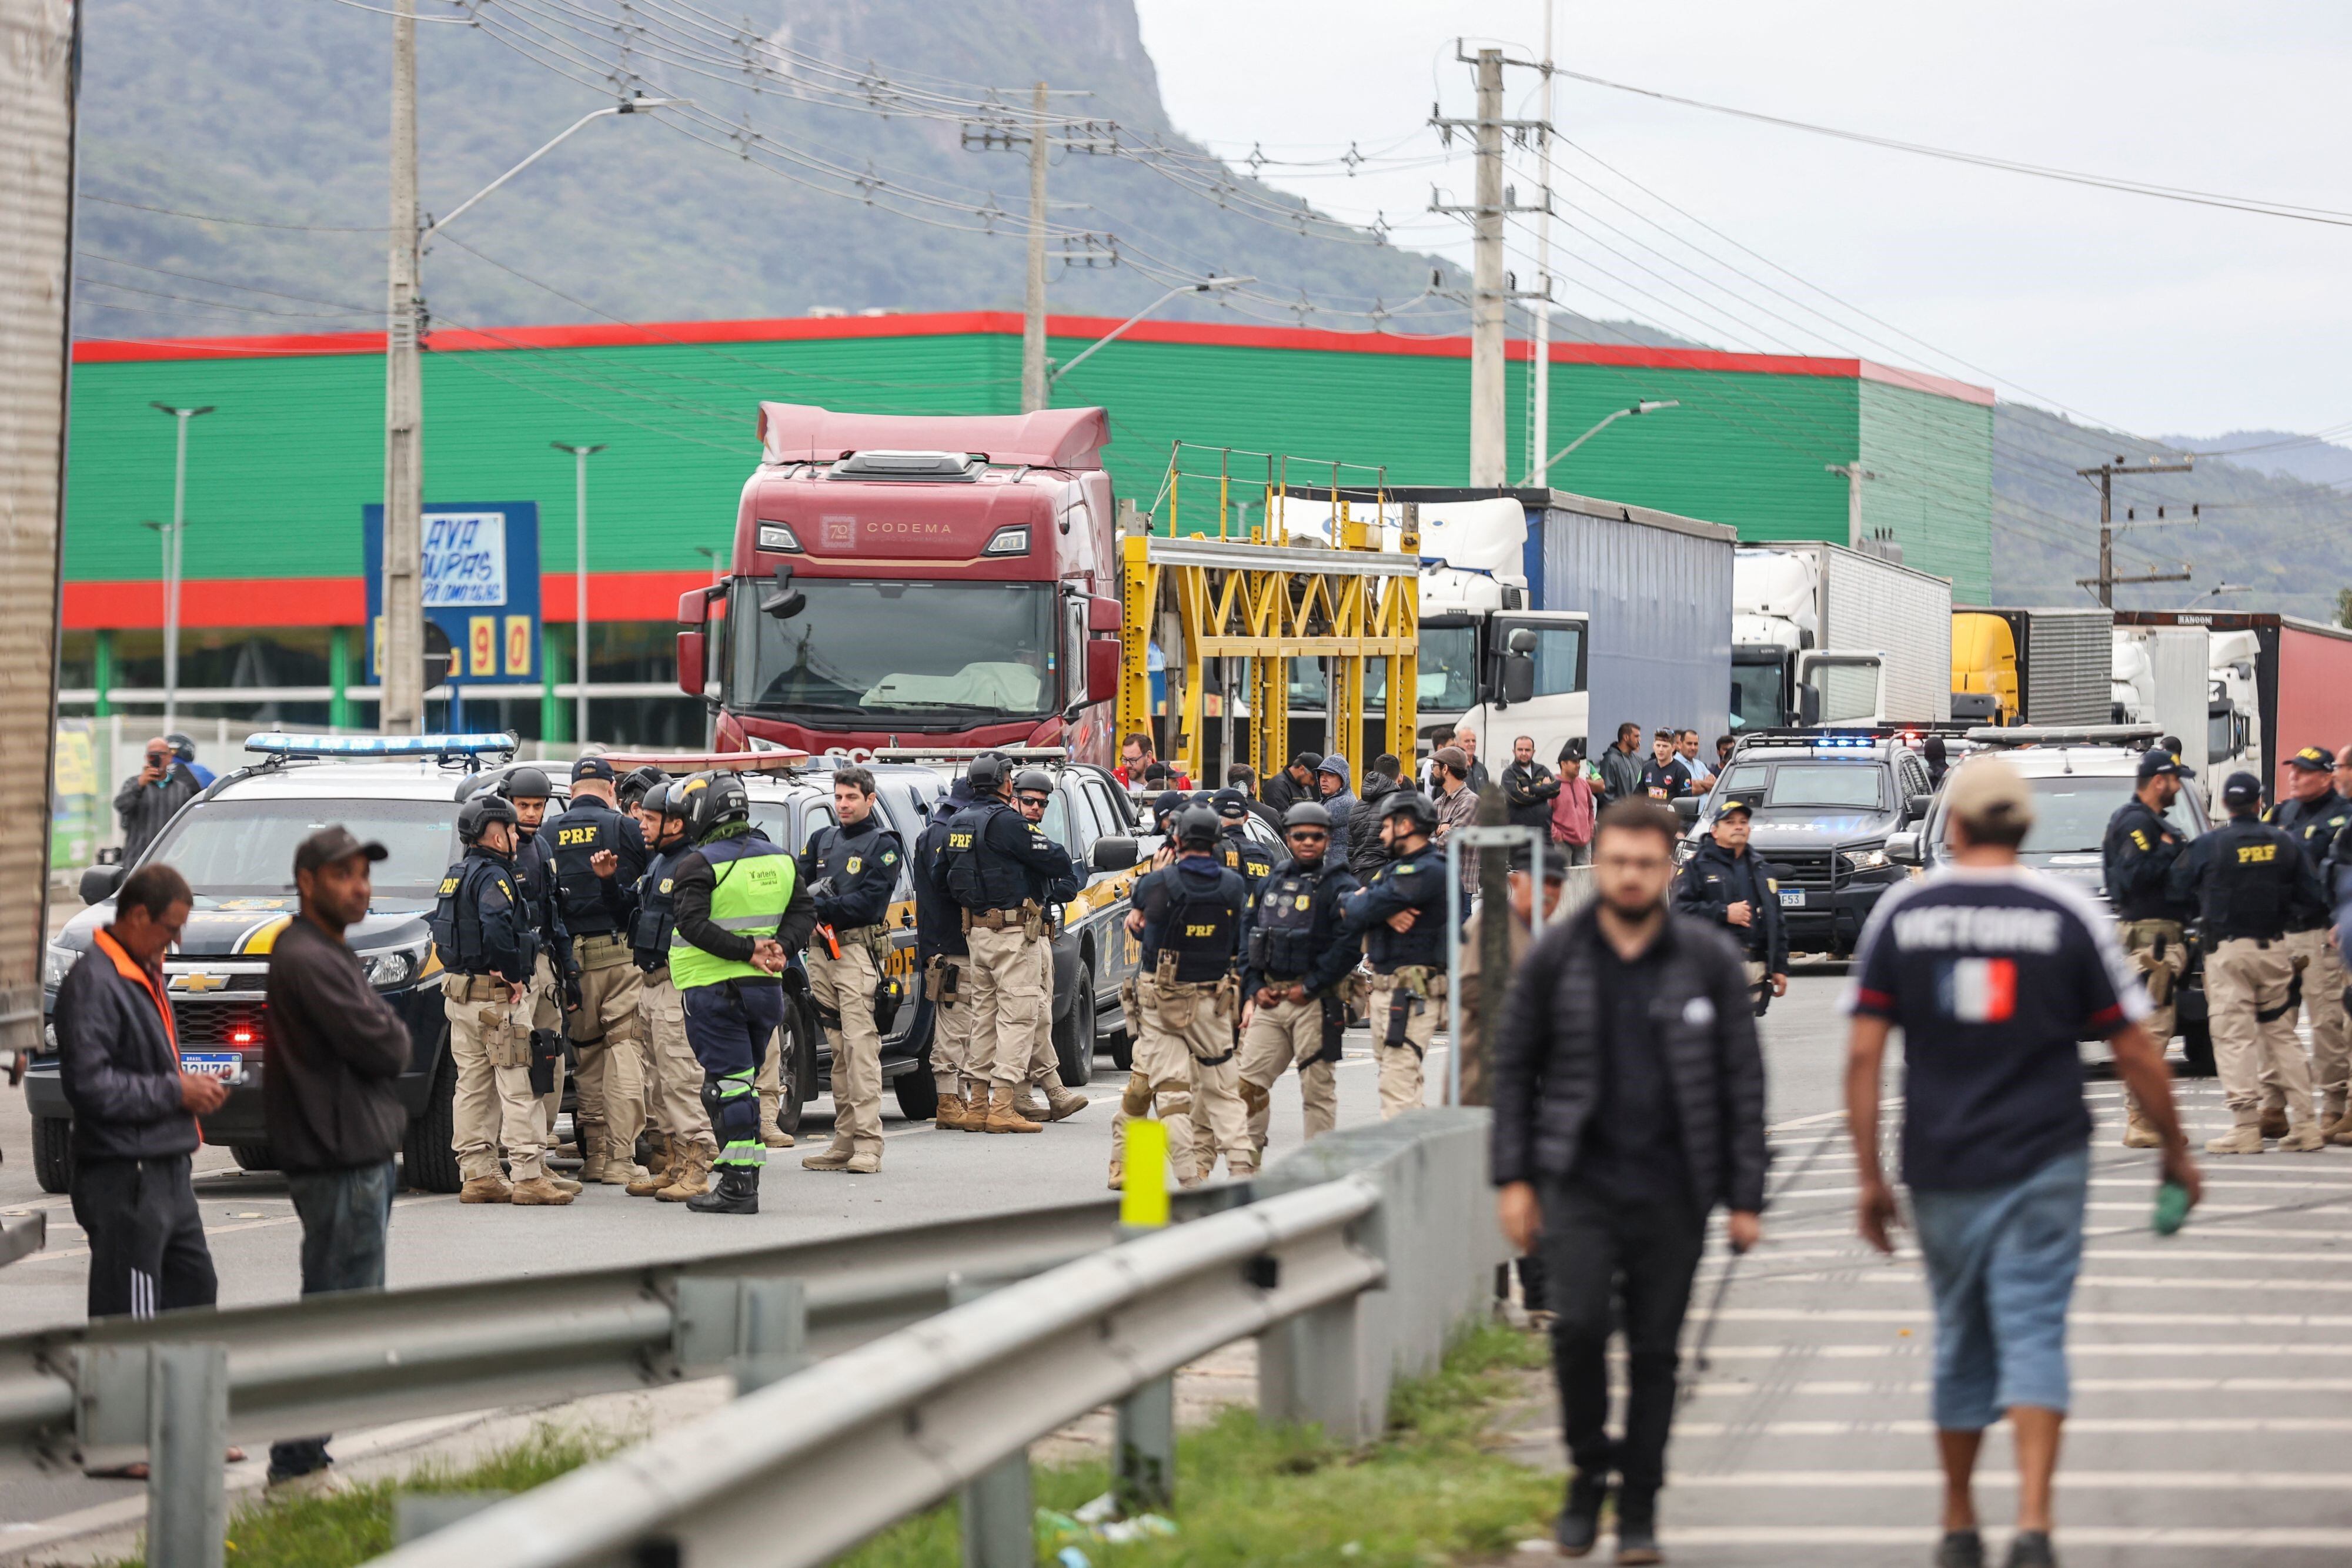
{"left": 1909, "top": 1147, "right": 2089, "bottom": 1431}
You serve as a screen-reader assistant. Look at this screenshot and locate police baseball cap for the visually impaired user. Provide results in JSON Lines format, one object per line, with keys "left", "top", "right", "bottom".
{"left": 1716, "top": 796, "right": 1755, "bottom": 819}
{"left": 2137, "top": 747, "right": 2194, "bottom": 783}
{"left": 2223, "top": 770, "right": 2264, "bottom": 808}
{"left": 1212, "top": 787, "right": 1250, "bottom": 820}
{"left": 293, "top": 824, "right": 389, "bottom": 876}
{"left": 2289, "top": 745, "right": 2336, "bottom": 772}
{"left": 572, "top": 755, "right": 616, "bottom": 783}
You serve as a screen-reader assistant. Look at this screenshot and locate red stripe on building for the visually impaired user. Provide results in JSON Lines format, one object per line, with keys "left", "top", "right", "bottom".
{"left": 71, "top": 311, "right": 1993, "bottom": 404}
{"left": 64, "top": 571, "right": 711, "bottom": 630}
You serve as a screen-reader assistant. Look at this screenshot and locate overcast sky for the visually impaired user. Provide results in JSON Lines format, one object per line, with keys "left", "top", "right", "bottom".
{"left": 1131, "top": 1, "right": 2352, "bottom": 441}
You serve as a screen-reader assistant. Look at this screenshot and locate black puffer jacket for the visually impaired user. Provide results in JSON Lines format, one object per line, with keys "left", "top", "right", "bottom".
{"left": 54, "top": 933, "right": 198, "bottom": 1163}
{"left": 1347, "top": 770, "right": 1398, "bottom": 880}
{"left": 1489, "top": 906, "right": 1768, "bottom": 1213}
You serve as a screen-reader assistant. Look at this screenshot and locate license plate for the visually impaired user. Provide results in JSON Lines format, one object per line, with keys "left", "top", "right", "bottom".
{"left": 179, "top": 1052, "right": 241, "bottom": 1080}
{"left": 1779, "top": 889, "right": 1806, "bottom": 908}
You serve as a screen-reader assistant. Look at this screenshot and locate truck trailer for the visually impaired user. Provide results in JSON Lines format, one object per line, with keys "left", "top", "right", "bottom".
{"left": 1952, "top": 606, "right": 2113, "bottom": 727}
{"left": 1730, "top": 541, "right": 1953, "bottom": 730}
{"left": 677, "top": 403, "right": 1127, "bottom": 763}
{"left": 2114, "top": 611, "right": 2352, "bottom": 801}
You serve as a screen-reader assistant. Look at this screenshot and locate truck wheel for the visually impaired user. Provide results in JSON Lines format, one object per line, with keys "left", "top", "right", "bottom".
{"left": 893, "top": 1065, "right": 938, "bottom": 1121}
{"left": 777, "top": 1004, "right": 817, "bottom": 1138}
{"left": 401, "top": 1045, "right": 463, "bottom": 1193}
{"left": 31, "top": 1116, "right": 71, "bottom": 1195}
{"left": 1053, "top": 972, "right": 1097, "bottom": 1087}
{"left": 230, "top": 1143, "right": 276, "bottom": 1173}
{"left": 2179, "top": 1019, "right": 2216, "bottom": 1078}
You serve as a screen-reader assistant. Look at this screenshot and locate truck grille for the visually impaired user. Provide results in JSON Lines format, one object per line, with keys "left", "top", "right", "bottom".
{"left": 1771, "top": 850, "right": 1839, "bottom": 890}
{"left": 173, "top": 1000, "right": 266, "bottom": 1048}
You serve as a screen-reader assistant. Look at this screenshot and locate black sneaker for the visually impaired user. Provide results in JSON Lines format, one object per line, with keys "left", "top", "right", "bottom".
{"left": 2004, "top": 1530, "right": 2056, "bottom": 1568}
{"left": 1937, "top": 1529, "right": 1985, "bottom": 1568}
{"left": 1555, "top": 1471, "right": 1608, "bottom": 1557}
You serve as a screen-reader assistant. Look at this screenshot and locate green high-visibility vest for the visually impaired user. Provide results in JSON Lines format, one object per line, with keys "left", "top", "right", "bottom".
{"left": 669, "top": 835, "right": 796, "bottom": 991}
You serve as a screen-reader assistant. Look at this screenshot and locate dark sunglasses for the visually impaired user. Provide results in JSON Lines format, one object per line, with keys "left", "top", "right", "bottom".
{"left": 1287, "top": 828, "right": 1329, "bottom": 841}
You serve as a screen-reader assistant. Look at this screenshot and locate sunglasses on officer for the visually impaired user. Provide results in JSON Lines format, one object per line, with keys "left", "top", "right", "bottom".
{"left": 1286, "top": 827, "right": 1328, "bottom": 843}
{"left": 1015, "top": 791, "right": 1051, "bottom": 813}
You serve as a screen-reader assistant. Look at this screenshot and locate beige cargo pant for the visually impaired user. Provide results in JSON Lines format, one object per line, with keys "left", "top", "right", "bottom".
{"left": 2269, "top": 928, "right": 2350, "bottom": 1120}
{"left": 927, "top": 955, "right": 973, "bottom": 1098}
{"left": 446, "top": 973, "right": 549, "bottom": 1183}
{"left": 2209, "top": 937, "right": 2313, "bottom": 1122}
{"left": 567, "top": 934, "right": 647, "bottom": 1173}
{"left": 965, "top": 920, "right": 1047, "bottom": 1090}
{"left": 2118, "top": 919, "right": 2186, "bottom": 1135}
{"left": 1368, "top": 968, "right": 1443, "bottom": 1119}
{"left": 1238, "top": 993, "right": 1338, "bottom": 1155}
{"left": 1021, "top": 934, "right": 1072, "bottom": 1086}
{"left": 808, "top": 937, "right": 885, "bottom": 1161}
{"left": 1110, "top": 974, "right": 1252, "bottom": 1187}
{"left": 639, "top": 970, "right": 714, "bottom": 1154}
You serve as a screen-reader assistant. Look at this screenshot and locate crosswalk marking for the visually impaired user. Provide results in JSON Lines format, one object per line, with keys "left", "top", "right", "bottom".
{"left": 1668, "top": 1416, "right": 2352, "bottom": 1437}
{"left": 1682, "top": 1376, "right": 2352, "bottom": 1396}
{"left": 1667, "top": 1470, "right": 2352, "bottom": 1490}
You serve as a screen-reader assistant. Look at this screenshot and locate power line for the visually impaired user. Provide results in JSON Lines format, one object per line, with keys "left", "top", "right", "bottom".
{"left": 81, "top": 192, "right": 387, "bottom": 232}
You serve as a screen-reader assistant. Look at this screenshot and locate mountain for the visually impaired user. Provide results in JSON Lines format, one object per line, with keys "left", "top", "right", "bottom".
{"left": 2156, "top": 430, "right": 2352, "bottom": 490}
{"left": 70, "top": 0, "right": 1684, "bottom": 350}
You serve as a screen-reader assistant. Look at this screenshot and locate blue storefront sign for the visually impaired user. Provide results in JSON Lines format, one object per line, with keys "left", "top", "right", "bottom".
{"left": 363, "top": 504, "right": 542, "bottom": 716}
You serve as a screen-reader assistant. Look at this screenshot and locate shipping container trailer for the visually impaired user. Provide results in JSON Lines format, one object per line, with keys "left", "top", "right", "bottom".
{"left": 1731, "top": 541, "right": 1953, "bottom": 730}
{"left": 2114, "top": 611, "right": 2352, "bottom": 801}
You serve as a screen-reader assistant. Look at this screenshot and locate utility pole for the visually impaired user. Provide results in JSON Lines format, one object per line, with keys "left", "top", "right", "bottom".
{"left": 1431, "top": 46, "right": 1549, "bottom": 489}
{"left": 1022, "top": 81, "right": 1049, "bottom": 413}
{"left": 1824, "top": 462, "right": 1877, "bottom": 549}
{"left": 148, "top": 404, "right": 212, "bottom": 731}
{"left": 381, "top": 0, "right": 423, "bottom": 734}
{"left": 1526, "top": 3, "right": 1555, "bottom": 490}
{"left": 2076, "top": 456, "right": 2194, "bottom": 606}
{"left": 553, "top": 443, "right": 606, "bottom": 745}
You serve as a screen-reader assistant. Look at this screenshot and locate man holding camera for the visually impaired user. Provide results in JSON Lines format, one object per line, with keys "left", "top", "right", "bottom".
{"left": 114, "top": 737, "right": 202, "bottom": 865}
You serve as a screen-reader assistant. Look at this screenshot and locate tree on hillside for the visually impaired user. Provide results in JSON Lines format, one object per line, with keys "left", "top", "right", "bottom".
{"left": 2338, "top": 588, "right": 2352, "bottom": 630}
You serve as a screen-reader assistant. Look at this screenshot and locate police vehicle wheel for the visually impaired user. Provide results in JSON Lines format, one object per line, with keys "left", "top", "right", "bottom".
{"left": 1108, "top": 1022, "right": 1133, "bottom": 1074}
{"left": 31, "top": 1116, "right": 71, "bottom": 1195}
{"left": 893, "top": 1062, "right": 938, "bottom": 1120}
{"left": 776, "top": 1002, "right": 817, "bottom": 1138}
{"left": 401, "top": 1044, "right": 464, "bottom": 1193}
{"left": 2179, "top": 1019, "right": 2216, "bottom": 1078}
{"left": 230, "top": 1143, "right": 275, "bottom": 1173}
{"left": 1053, "top": 971, "right": 1096, "bottom": 1087}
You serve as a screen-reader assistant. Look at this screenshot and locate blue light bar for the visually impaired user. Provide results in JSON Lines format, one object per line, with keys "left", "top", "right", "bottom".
{"left": 244, "top": 732, "right": 519, "bottom": 758}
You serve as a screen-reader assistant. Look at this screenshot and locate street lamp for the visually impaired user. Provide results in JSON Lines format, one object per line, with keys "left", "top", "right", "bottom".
{"left": 2180, "top": 583, "right": 2249, "bottom": 610}
{"left": 694, "top": 545, "right": 726, "bottom": 585}
{"left": 553, "top": 443, "right": 607, "bottom": 746}
{"left": 149, "top": 403, "right": 213, "bottom": 731}
{"left": 1049, "top": 275, "right": 1255, "bottom": 386}
{"left": 1522, "top": 399, "right": 1676, "bottom": 486}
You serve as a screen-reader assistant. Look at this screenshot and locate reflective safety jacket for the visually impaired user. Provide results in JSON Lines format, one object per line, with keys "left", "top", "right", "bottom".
{"left": 670, "top": 830, "right": 799, "bottom": 990}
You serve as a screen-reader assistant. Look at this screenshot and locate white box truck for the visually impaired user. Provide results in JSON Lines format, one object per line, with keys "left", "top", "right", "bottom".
{"left": 1730, "top": 542, "right": 1953, "bottom": 731}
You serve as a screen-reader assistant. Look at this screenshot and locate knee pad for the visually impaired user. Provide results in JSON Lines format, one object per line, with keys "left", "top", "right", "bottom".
{"left": 1120, "top": 1070, "right": 1154, "bottom": 1118}
{"left": 1239, "top": 1078, "right": 1270, "bottom": 1117}
{"left": 699, "top": 1075, "right": 730, "bottom": 1122}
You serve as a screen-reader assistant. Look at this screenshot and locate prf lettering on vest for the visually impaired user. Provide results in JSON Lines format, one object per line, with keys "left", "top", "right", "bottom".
{"left": 557, "top": 827, "right": 597, "bottom": 847}
{"left": 947, "top": 831, "right": 973, "bottom": 850}
{"left": 1184, "top": 923, "right": 1218, "bottom": 937}
{"left": 2237, "top": 844, "right": 2277, "bottom": 864}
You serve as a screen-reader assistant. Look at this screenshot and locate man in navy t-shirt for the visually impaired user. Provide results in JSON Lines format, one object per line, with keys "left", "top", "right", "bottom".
{"left": 1843, "top": 755, "right": 2200, "bottom": 1568}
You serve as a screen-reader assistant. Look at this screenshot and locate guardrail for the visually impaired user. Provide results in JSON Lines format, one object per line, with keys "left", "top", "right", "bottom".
{"left": 370, "top": 1109, "right": 1501, "bottom": 1568}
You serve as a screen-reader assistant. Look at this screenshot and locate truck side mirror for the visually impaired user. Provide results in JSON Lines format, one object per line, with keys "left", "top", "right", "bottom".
{"left": 759, "top": 563, "right": 805, "bottom": 620}
{"left": 1797, "top": 685, "right": 1823, "bottom": 726}
{"left": 1671, "top": 795, "right": 1702, "bottom": 825}
{"left": 1886, "top": 830, "right": 1923, "bottom": 867}
{"left": 1085, "top": 595, "right": 1122, "bottom": 633}
{"left": 676, "top": 630, "right": 706, "bottom": 697}
{"left": 1906, "top": 793, "right": 1933, "bottom": 821}
{"left": 1091, "top": 835, "right": 1138, "bottom": 872}
{"left": 1499, "top": 627, "right": 1538, "bottom": 706}
{"left": 1085, "top": 640, "right": 1120, "bottom": 706}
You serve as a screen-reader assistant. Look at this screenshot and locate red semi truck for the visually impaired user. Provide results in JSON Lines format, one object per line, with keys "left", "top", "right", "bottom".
{"left": 677, "top": 403, "right": 1126, "bottom": 763}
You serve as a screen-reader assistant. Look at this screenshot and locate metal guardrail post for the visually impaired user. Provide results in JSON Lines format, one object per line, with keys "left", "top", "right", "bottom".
{"left": 1112, "top": 1374, "right": 1174, "bottom": 1514}
{"left": 948, "top": 1278, "right": 1034, "bottom": 1568}
{"left": 146, "top": 1343, "right": 228, "bottom": 1568}
{"left": 733, "top": 1278, "right": 807, "bottom": 1395}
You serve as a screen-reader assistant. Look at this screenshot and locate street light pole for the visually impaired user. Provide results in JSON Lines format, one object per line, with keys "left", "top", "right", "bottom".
{"left": 1522, "top": 399, "right": 1675, "bottom": 485}
{"left": 148, "top": 403, "right": 213, "bottom": 732}
{"left": 1048, "top": 276, "right": 1255, "bottom": 385}
{"left": 553, "top": 443, "right": 606, "bottom": 745}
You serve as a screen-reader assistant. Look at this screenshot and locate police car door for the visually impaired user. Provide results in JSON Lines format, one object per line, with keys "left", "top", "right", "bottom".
{"left": 1071, "top": 773, "right": 1145, "bottom": 999}
{"left": 868, "top": 775, "right": 937, "bottom": 1046}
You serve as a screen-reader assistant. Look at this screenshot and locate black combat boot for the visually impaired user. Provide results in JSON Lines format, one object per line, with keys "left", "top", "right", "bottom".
{"left": 687, "top": 1165, "right": 760, "bottom": 1215}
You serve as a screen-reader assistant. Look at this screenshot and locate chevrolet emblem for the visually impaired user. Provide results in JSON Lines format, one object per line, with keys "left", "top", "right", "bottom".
{"left": 170, "top": 973, "right": 229, "bottom": 994}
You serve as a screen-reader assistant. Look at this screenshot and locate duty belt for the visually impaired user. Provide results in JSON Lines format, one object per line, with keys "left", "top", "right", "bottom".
{"left": 445, "top": 973, "right": 513, "bottom": 1001}
{"left": 835, "top": 923, "right": 886, "bottom": 945}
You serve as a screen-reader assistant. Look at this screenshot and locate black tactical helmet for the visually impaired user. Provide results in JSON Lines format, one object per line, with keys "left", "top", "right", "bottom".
{"left": 1379, "top": 791, "right": 1440, "bottom": 837}
{"left": 618, "top": 763, "right": 667, "bottom": 807}
{"left": 1174, "top": 802, "right": 1222, "bottom": 850}
{"left": 967, "top": 753, "right": 1013, "bottom": 794}
{"left": 683, "top": 771, "right": 751, "bottom": 840}
{"left": 1013, "top": 767, "right": 1055, "bottom": 798}
{"left": 1282, "top": 800, "right": 1334, "bottom": 831}
{"left": 496, "top": 765, "right": 554, "bottom": 803}
{"left": 457, "top": 791, "right": 520, "bottom": 845}
{"left": 640, "top": 781, "right": 689, "bottom": 821}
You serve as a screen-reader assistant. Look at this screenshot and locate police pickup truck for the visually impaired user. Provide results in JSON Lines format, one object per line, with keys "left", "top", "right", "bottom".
{"left": 31, "top": 733, "right": 522, "bottom": 1195}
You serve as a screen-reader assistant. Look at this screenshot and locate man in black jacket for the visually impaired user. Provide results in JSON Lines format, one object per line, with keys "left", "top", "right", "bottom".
{"left": 1501, "top": 735, "right": 1561, "bottom": 831}
{"left": 1492, "top": 797, "right": 1768, "bottom": 1562}
{"left": 1346, "top": 753, "right": 1403, "bottom": 879}
{"left": 262, "top": 827, "right": 414, "bottom": 1489}
{"left": 112, "top": 737, "right": 201, "bottom": 866}
{"left": 1672, "top": 798, "right": 1788, "bottom": 1014}
{"left": 55, "top": 862, "right": 224, "bottom": 1320}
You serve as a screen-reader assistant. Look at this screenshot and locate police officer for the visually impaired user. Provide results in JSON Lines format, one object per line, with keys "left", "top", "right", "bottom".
{"left": 797, "top": 765, "right": 904, "bottom": 1175}
{"left": 2265, "top": 745, "right": 2352, "bottom": 1138}
{"left": 1007, "top": 769, "right": 1090, "bottom": 1125}
{"left": 1111, "top": 803, "right": 1254, "bottom": 1188}
{"left": 1213, "top": 788, "right": 1278, "bottom": 890}
{"left": 431, "top": 793, "right": 573, "bottom": 1206}
{"left": 2169, "top": 771, "right": 2327, "bottom": 1154}
{"left": 544, "top": 755, "right": 652, "bottom": 1186}
{"left": 668, "top": 772, "right": 816, "bottom": 1213}
{"left": 617, "top": 763, "right": 667, "bottom": 813}
{"left": 1672, "top": 798, "right": 1787, "bottom": 1015}
{"left": 916, "top": 772, "right": 981, "bottom": 1130}
{"left": 495, "top": 767, "right": 576, "bottom": 1179}
{"left": 1343, "top": 791, "right": 1451, "bottom": 1119}
{"left": 2103, "top": 747, "right": 2197, "bottom": 1149}
{"left": 941, "top": 754, "right": 1078, "bottom": 1135}
{"left": 1237, "top": 800, "right": 1361, "bottom": 1159}
{"left": 623, "top": 783, "right": 716, "bottom": 1202}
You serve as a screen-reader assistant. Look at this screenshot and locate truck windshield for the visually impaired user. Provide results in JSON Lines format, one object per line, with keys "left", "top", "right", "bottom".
{"left": 1284, "top": 620, "right": 1480, "bottom": 711}
{"left": 1729, "top": 658, "right": 1784, "bottom": 733}
{"left": 141, "top": 798, "right": 457, "bottom": 905}
{"left": 731, "top": 581, "right": 1057, "bottom": 720}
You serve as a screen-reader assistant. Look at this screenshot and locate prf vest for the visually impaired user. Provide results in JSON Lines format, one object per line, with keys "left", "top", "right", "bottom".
{"left": 669, "top": 834, "right": 796, "bottom": 990}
